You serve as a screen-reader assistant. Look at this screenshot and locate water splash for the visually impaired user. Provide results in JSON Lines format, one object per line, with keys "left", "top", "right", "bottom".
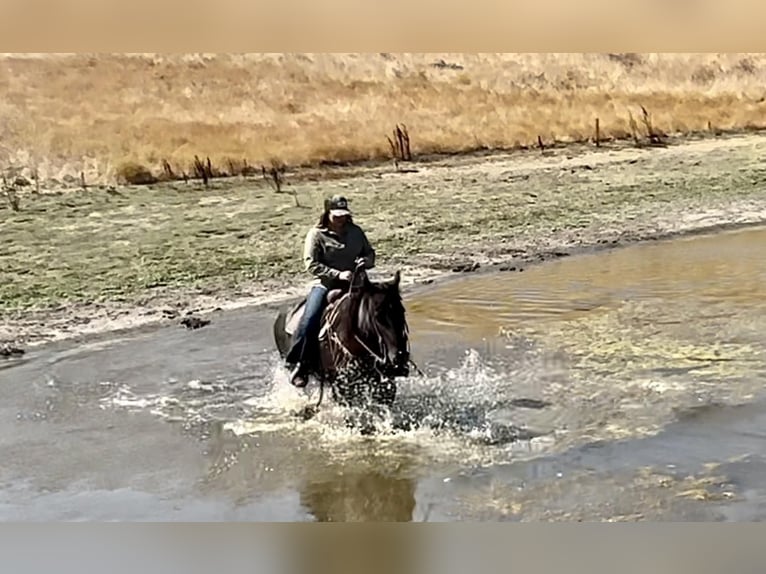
{"left": 96, "top": 346, "right": 561, "bottom": 470}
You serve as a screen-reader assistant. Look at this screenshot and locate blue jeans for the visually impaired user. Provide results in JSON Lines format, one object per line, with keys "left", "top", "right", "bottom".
{"left": 285, "top": 285, "right": 328, "bottom": 372}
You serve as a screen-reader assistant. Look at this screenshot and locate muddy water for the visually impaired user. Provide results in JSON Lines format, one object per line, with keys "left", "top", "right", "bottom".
{"left": 1, "top": 225, "right": 765, "bottom": 521}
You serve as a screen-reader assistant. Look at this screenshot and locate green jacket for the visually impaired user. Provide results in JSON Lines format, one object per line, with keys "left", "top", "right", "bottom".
{"left": 303, "top": 222, "right": 376, "bottom": 289}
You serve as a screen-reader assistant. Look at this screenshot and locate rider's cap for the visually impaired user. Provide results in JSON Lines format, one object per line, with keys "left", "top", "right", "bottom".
{"left": 328, "top": 194, "right": 351, "bottom": 217}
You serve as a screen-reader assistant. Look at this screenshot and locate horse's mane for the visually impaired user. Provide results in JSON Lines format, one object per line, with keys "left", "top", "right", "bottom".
{"left": 358, "top": 281, "right": 406, "bottom": 328}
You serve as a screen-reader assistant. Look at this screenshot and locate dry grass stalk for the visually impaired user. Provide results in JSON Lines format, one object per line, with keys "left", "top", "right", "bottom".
{"left": 262, "top": 158, "right": 286, "bottom": 193}
{"left": 224, "top": 157, "right": 256, "bottom": 177}
{"left": 398, "top": 124, "right": 411, "bottom": 160}
{"left": 3, "top": 188, "right": 20, "bottom": 211}
{"left": 386, "top": 124, "right": 411, "bottom": 165}
{"left": 595, "top": 118, "right": 600, "bottom": 147}
{"left": 640, "top": 105, "right": 664, "bottom": 145}
{"left": 161, "top": 159, "right": 175, "bottom": 180}
{"left": 262, "top": 157, "right": 298, "bottom": 206}
{"left": 386, "top": 135, "right": 399, "bottom": 171}
{"left": 2, "top": 175, "right": 20, "bottom": 212}
{"left": 241, "top": 158, "right": 257, "bottom": 176}
{"left": 628, "top": 111, "right": 640, "bottom": 146}
{"left": 192, "top": 155, "right": 210, "bottom": 186}
{"left": 261, "top": 158, "right": 301, "bottom": 207}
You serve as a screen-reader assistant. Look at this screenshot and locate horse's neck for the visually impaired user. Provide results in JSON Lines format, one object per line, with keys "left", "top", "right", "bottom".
{"left": 325, "top": 292, "right": 358, "bottom": 331}
{"left": 325, "top": 291, "right": 370, "bottom": 342}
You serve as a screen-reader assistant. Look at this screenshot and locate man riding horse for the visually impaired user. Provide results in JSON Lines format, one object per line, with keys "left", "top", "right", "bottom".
{"left": 283, "top": 194, "right": 377, "bottom": 388}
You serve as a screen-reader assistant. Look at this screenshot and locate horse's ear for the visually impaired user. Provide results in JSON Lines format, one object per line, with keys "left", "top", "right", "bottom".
{"left": 350, "top": 260, "right": 368, "bottom": 295}
{"left": 390, "top": 270, "right": 401, "bottom": 288}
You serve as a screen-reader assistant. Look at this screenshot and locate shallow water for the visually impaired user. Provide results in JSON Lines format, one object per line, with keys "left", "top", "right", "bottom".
{"left": 1, "top": 225, "right": 765, "bottom": 521}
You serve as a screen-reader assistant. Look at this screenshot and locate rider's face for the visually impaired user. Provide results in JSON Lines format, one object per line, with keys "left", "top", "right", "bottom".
{"left": 329, "top": 213, "right": 348, "bottom": 227}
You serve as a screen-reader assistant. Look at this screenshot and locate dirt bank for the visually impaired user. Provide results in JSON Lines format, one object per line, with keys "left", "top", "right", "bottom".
{"left": 2, "top": 133, "right": 766, "bottom": 349}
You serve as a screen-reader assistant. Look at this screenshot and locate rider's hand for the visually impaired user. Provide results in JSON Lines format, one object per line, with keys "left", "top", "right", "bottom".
{"left": 339, "top": 270, "right": 353, "bottom": 282}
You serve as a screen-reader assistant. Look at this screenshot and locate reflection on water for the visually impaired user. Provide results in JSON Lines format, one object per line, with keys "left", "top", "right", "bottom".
{"left": 195, "top": 418, "right": 421, "bottom": 521}
{"left": 300, "top": 467, "right": 417, "bottom": 522}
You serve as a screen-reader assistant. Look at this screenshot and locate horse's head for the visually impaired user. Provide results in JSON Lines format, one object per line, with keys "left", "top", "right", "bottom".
{"left": 350, "top": 263, "right": 411, "bottom": 379}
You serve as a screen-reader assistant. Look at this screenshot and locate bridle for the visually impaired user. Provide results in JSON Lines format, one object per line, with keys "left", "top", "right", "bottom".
{"left": 313, "top": 282, "right": 423, "bottom": 409}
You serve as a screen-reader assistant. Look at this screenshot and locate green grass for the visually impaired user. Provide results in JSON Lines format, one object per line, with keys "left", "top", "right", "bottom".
{"left": 2, "top": 137, "right": 766, "bottom": 313}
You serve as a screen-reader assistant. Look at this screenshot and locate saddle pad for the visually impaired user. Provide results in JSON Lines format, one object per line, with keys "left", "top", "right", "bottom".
{"left": 284, "top": 292, "right": 348, "bottom": 337}
{"left": 284, "top": 300, "right": 306, "bottom": 336}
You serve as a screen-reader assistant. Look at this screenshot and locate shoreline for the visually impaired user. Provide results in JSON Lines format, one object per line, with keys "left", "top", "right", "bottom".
{"left": 3, "top": 130, "right": 766, "bottom": 351}
{"left": 13, "top": 127, "right": 764, "bottom": 197}
{"left": 3, "top": 212, "right": 765, "bottom": 353}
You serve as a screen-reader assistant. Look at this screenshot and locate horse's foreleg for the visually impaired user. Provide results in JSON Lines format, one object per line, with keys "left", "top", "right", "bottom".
{"left": 293, "top": 371, "right": 332, "bottom": 422}
{"left": 371, "top": 375, "right": 397, "bottom": 408}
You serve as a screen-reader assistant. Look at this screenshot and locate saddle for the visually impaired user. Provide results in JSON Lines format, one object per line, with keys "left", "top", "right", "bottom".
{"left": 283, "top": 288, "right": 345, "bottom": 337}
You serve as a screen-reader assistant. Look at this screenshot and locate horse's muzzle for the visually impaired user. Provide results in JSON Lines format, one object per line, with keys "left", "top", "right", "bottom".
{"left": 383, "top": 351, "right": 410, "bottom": 378}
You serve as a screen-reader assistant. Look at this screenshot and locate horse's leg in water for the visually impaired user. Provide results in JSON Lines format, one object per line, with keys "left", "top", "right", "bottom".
{"left": 334, "top": 362, "right": 391, "bottom": 435}
{"left": 332, "top": 358, "right": 374, "bottom": 409}
{"left": 371, "top": 375, "right": 397, "bottom": 409}
{"left": 294, "top": 373, "right": 329, "bottom": 422}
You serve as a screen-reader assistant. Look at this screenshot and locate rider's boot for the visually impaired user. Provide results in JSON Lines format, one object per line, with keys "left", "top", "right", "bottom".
{"left": 289, "top": 363, "right": 309, "bottom": 388}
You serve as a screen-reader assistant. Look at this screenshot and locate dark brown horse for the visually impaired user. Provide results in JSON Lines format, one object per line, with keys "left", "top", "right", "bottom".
{"left": 273, "top": 260, "right": 414, "bottom": 416}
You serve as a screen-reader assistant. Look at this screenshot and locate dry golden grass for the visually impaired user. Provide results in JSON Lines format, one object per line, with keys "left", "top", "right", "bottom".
{"left": 2, "top": 52, "right": 766, "bottom": 184}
